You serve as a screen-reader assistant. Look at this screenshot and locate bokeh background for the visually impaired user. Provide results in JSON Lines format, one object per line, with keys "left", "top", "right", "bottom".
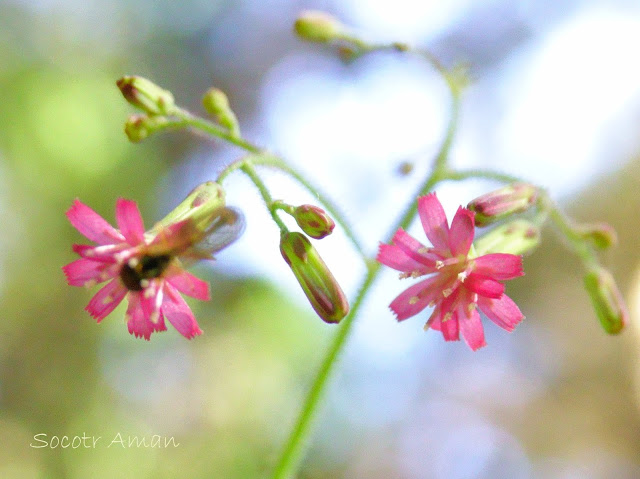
{"left": 1, "top": 0, "right": 640, "bottom": 477}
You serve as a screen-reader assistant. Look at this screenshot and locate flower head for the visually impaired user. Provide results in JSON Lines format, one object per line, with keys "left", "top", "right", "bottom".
{"left": 377, "top": 193, "right": 524, "bottom": 350}
{"left": 63, "top": 190, "right": 239, "bottom": 340}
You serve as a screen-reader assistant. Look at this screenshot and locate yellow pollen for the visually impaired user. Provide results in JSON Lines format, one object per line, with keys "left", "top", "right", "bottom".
{"left": 428, "top": 300, "right": 436, "bottom": 308}
{"left": 443, "top": 312, "right": 453, "bottom": 322}
{"left": 423, "top": 321, "right": 431, "bottom": 331}
{"left": 418, "top": 247, "right": 429, "bottom": 254}
{"left": 408, "top": 296, "right": 419, "bottom": 305}
{"left": 102, "top": 295, "right": 114, "bottom": 305}
{"left": 411, "top": 270, "right": 421, "bottom": 278}
{"left": 435, "top": 260, "right": 444, "bottom": 270}
{"left": 143, "top": 285, "right": 154, "bottom": 298}
{"left": 442, "top": 288, "right": 453, "bottom": 298}
{"left": 399, "top": 272, "right": 410, "bottom": 279}
{"left": 128, "top": 258, "right": 139, "bottom": 268}
{"left": 150, "top": 312, "right": 160, "bottom": 324}
{"left": 457, "top": 271, "right": 468, "bottom": 282}
{"left": 84, "top": 280, "right": 96, "bottom": 289}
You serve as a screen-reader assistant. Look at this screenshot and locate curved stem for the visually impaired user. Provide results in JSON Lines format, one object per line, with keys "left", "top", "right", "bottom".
{"left": 218, "top": 154, "right": 369, "bottom": 264}
{"left": 271, "top": 86, "right": 462, "bottom": 479}
{"left": 240, "top": 162, "right": 288, "bottom": 232}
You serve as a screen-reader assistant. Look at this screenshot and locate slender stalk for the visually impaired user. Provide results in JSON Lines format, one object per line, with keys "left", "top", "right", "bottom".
{"left": 217, "top": 154, "right": 369, "bottom": 264}
{"left": 270, "top": 89, "right": 462, "bottom": 479}
{"left": 240, "top": 162, "right": 288, "bottom": 232}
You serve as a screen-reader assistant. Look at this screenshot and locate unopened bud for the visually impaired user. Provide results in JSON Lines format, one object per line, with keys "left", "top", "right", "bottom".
{"left": 584, "top": 267, "right": 628, "bottom": 334}
{"left": 468, "top": 183, "right": 538, "bottom": 226}
{"left": 575, "top": 222, "right": 618, "bottom": 250}
{"left": 292, "top": 205, "right": 335, "bottom": 239}
{"left": 116, "top": 76, "right": 175, "bottom": 116}
{"left": 124, "top": 114, "right": 168, "bottom": 143}
{"left": 473, "top": 220, "right": 540, "bottom": 256}
{"left": 202, "top": 88, "right": 240, "bottom": 137}
{"left": 294, "top": 11, "right": 344, "bottom": 43}
{"left": 280, "top": 232, "right": 349, "bottom": 323}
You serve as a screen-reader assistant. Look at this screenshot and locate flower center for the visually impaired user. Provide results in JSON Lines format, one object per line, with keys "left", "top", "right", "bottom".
{"left": 120, "top": 254, "right": 172, "bottom": 291}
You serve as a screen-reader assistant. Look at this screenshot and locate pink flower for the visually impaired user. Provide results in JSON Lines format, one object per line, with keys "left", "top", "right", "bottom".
{"left": 376, "top": 193, "right": 524, "bottom": 350}
{"left": 63, "top": 198, "right": 210, "bottom": 340}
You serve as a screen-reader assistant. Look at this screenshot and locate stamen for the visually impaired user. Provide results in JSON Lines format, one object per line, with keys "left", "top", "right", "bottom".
{"left": 140, "top": 279, "right": 150, "bottom": 289}
{"left": 418, "top": 247, "right": 429, "bottom": 254}
{"left": 457, "top": 271, "right": 468, "bottom": 282}
{"left": 150, "top": 311, "right": 160, "bottom": 324}
{"left": 443, "top": 312, "right": 453, "bottom": 322}
{"left": 442, "top": 288, "right": 453, "bottom": 298}
{"left": 411, "top": 270, "right": 421, "bottom": 278}
{"left": 128, "top": 257, "right": 139, "bottom": 268}
{"left": 435, "top": 260, "right": 444, "bottom": 270}
{"left": 84, "top": 280, "right": 96, "bottom": 289}
{"left": 102, "top": 294, "right": 113, "bottom": 305}
{"left": 399, "top": 272, "right": 411, "bottom": 279}
{"left": 408, "top": 296, "right": 419, "bottom": 305}
{"left": 428, "top": 300, "right": 436, "bottom": 308}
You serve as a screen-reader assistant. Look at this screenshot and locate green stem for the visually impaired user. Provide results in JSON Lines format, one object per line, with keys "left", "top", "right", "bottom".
{"left": 448, "top": 168, "right": 522, "bottom": 185}
{"left": 240, "top": 162, "right": 288, "bottom": 232}
{"left": 270, "top": 88, "right": 462, "bottom": 479}
{"left": 217, "top": 154, "right": 368, "bottom": 264}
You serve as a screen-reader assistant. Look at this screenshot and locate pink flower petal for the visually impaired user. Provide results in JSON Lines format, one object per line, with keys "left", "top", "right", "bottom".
{"left": 377, "top": 243, "right": 427, "bottom": 273}
{"left": 62, "top": 258, "right": 112, "bottom": 287}
{"left": 458, "top": 308, "right": 486, "bottom": 351}
{"left": 126, "top": 293, "right": 166, "bottom": 340}
{"left": 115, "top": 198, "right": 146, "bottom": 245}
{"left": 472, "top": 254, "right": 523, "bottom": 281}
{"left": 139, "top": 281, "right": 164, "bottom": 323}
{"left": 66, "top": 199, "right": 124, "bottom": 245}
{"left": 391, "top": 229, "right": 439, "bottom": 270}
{"left": 162, "top": 284, "right": 203, "bottom": 339}
{"left": 166, "top": 268, "right": 210, "bottom": 301}
{"left": 389, "top": 276, "right": 440, "bottom": 321}
{"left": 477, "top": 294, "right": 524, "bottom": 332}
{"left": 85, "top": 279, "right": 127, "bottom": 322}
{"left": 427, "top": 307, "right": 460, "bottom": 341}
{"left": 72, "top": 244, "right": 124, "bottom": 263}
{"left": 417, "top": 193, "right": 449, "bottom": 250}
{"left": 465, "top": 274, "right": 505, "bottom": 298}
{"left": 448, "top": 206, "right": 475, "bottom": 256}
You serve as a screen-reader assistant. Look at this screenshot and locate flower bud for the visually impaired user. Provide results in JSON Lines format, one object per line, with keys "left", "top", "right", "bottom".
{"left": 468, "top": 183, "right": 538, "bottom": 226}
{"left": 116, "top": 76, "right": 175, "bottom": 116}
{"left": 584, "top": 267, "right": 628, "bottom": 334}
{"left": 575, "top": 222, "right": 618, "bottom": 250}
{"left": 202, "top": 88, "right": 240, "bottom": 137}
{"left": 124, "top": 114, "right": 168, "bottom": 143}
{"left": 280, "top": 232, "right": 349, "bottom": 323}
{"left": 292, "top": 205, "right": 335, "bottom": 239}
{"left": 473, "top": 220, "right": 540, "bottom": 256}
{"left": 294, "top": 11, "right": 344, "bottom": 43}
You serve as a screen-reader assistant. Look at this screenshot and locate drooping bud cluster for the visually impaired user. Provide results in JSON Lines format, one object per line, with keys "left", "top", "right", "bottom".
{"left": 467, "top": 183, "right": 538, "bottom": 226}
{"left": 583, "top": 267, "right": 628, "bottom": 334}
{"left": 280, "top": 232, "right": 349, "bottom": 323}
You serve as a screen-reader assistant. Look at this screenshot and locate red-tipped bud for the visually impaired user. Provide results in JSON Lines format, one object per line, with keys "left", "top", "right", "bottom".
{"left": 280, "top": 232, "right": 349, "bottom": 323}
{"left": 292, "top": 205, "right": 335, "bottom": 239}
{"left": 575, "top": 222, "right": 618, "bottom": 250}
{"left": 584, "top": 267, "right": 628, "bottom": 334}
{"left": 116, "top": 76, "right": 175, "bottom": 116}
{"left": 468, "top": 183, "right": 538, "bottom": 226}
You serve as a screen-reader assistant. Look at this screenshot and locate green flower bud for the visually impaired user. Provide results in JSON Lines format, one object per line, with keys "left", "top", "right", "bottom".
{"left": 294, "top": 11, "right": 344, "bottom": 43}
{"left": 124, "top": 114, "right": 168, "bottom": 143}
{"left": 202, "top": 88, "right": 240, "bottom": 138}
{"left": 468, "top": 183, "right": 538, "bottom": 226}
{"left": 584, "top": 267, "right": 628, "bottom": 334}
{"left": 280, "top": 232, "right": 349, "bottom": 323}
{"left": 575, "top": 222, "right": 618, "bottom": 250}
{"left": 116, "top": 76, "right": 175, "bottom": 116}
{"left": 292, "top": 205, "right": 335, "bottom": 239}
{"left": 473, "top": 220, "right": 541, "bottom": 256}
